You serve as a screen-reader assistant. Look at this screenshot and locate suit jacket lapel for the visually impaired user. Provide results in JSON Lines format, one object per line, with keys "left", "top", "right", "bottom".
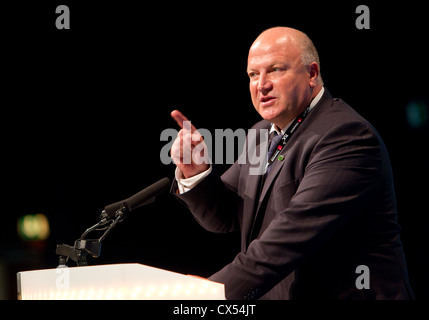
{"left": 258, "top": 151, "right": 286, "bottom": 204}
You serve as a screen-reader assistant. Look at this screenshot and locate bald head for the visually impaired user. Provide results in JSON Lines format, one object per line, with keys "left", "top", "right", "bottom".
{"left": 250, "top": 27, "right": 322, "bottom": 81}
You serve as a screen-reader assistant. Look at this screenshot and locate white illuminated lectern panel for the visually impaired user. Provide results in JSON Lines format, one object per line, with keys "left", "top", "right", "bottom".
{"left": 17, "top": 263, "right": 225, "bottom": 300}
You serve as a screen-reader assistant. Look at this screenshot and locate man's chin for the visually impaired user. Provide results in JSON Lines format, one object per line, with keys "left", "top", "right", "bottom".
{"left": 260, "top": 111, "right": 279, "bottom": 124}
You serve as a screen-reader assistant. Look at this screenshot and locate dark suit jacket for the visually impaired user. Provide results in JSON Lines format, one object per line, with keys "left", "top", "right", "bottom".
{"left": 172, "top": 89, "right": 414, "bottom": 300}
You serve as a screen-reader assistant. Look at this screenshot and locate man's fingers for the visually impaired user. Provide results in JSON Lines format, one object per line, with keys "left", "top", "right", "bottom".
{"left": 171, "top": 110, "right": 188, "bottom": 129}
{"left": 171, "top": 110, "right": 198, "bottom": 132}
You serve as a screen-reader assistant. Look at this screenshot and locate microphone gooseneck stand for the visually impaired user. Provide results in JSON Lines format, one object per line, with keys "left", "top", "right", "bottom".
{"left": 55, "top": 206, "right": 128, "bottom": 267}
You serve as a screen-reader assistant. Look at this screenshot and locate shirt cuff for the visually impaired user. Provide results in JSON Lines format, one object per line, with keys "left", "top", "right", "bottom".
{"left": 175, "top": 166, "right": 213, "bottom": 194}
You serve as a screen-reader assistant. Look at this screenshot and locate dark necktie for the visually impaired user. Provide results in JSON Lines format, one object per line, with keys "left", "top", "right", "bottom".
{"left": 265, "top": 131, "right": 282, "bottom": 176}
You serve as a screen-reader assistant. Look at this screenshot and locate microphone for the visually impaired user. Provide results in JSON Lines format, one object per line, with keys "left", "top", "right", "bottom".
{"left": 57, "top": 177, "right": 171, "bottom": 266}
{"left": 102, "top": 177, "right": 171, "bottom": 218}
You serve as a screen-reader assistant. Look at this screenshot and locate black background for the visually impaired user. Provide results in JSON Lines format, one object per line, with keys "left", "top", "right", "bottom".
{"left": 1, "top": 1, "right": 427, "bottom": 301}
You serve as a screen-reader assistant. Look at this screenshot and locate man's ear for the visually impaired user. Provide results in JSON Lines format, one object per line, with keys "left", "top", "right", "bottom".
{"left": 307, "top": 62, "right": 320, "bottom": 87}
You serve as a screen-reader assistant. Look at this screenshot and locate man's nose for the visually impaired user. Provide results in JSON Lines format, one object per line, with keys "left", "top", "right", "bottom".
{"left": 257, "top": 74, "right": 273, "bottom": 95}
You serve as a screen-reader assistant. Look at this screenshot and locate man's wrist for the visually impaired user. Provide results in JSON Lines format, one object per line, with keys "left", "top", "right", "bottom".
{"left": 175, "top": 166, "right": 212, "bottom": 194}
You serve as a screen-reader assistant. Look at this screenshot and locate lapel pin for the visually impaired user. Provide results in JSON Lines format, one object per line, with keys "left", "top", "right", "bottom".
{"left": 278, "top": 155, "right": 285, "bottom": 161}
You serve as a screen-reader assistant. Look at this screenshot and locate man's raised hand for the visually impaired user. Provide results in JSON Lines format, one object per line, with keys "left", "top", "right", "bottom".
{"left": 170, "top": 110, "right": 210, "bottom": 179}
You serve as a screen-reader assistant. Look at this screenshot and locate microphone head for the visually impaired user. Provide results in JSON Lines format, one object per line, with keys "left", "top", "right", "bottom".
{"left": 103, "top": 177, "right": 171, "bottom": 218}
{"left": 123, "top": 177, "right": 170, "bottom": 212}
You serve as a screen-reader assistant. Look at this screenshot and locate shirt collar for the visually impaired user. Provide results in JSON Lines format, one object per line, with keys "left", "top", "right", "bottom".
{"left": 270, "top": 87, "right": 325, "bottom": 135}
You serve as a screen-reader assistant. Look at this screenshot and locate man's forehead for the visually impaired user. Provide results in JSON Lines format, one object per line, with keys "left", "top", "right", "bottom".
{"left": 248, "top": 36, "right": 299, "bottom": 65}
{"left": 247, "top": 53, "right": 289, "bottom": 69}
{"left": 247, "top": 48, "right": 298, "bottom": 70}
{"left": 251, "top": 31, "right": 296, "bottom": 52}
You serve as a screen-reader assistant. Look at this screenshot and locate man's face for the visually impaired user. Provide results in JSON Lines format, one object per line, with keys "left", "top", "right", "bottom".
{"left": 247, "top": 36, "right": 313, "bottom": 129}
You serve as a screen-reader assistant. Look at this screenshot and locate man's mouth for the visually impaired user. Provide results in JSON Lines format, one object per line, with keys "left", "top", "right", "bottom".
{"left": 260, "top": 96, "right": 276, "bottom": 106}
{"left": 262, "top": 96, "right": 273, "bottom": 102}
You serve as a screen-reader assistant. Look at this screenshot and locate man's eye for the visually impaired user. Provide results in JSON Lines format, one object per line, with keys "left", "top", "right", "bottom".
{"left": 248, "top": 72, "right": 258, "bottom": 79}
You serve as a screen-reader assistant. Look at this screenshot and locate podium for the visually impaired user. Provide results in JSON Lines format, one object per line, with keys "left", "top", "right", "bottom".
{"left": 17, "top": 263, "right": 225, "bottom": 300}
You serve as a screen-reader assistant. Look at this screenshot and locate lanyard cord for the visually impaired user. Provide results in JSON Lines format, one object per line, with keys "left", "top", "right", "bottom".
{"left": 265, "top": 106, "right": 311, "bottom": 170}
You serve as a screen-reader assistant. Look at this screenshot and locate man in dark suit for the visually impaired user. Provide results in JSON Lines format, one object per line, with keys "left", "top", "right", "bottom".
{"left": 169, "top": 27, "right": 414, "bottom": 299}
